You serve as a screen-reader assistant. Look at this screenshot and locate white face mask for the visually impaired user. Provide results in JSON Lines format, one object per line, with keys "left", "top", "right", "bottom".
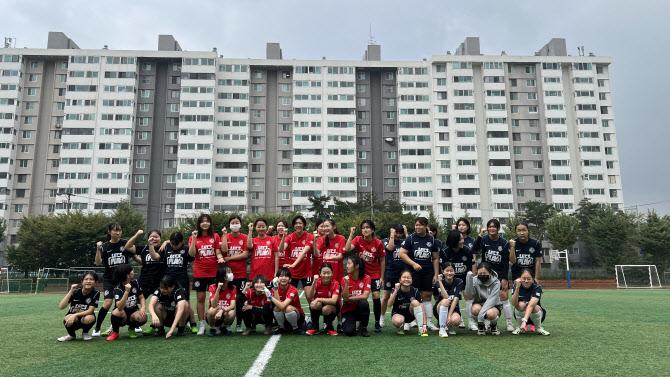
{"left": 230, "top": 224, "right": 241, "bottom": 232}
{"left": 226, "top": 273, "right": 234, "bottom": 282}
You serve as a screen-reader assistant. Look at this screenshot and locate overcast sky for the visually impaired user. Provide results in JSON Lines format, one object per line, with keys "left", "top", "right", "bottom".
{"left": 2, "top": 0, "right": 668, "bottom": 214}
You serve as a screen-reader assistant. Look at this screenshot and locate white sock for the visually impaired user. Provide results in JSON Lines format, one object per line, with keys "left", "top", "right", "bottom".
{"left": 422, "top": 302, "right": 432, "bottom": 326}
{"left": 466, "top": 299, "right": 474, "bottom": 324}
{"left": 503, "top": 301, "right": 513, "bottom": 325}
{"left": 439, "top": 306, "right": 448, "bottom": 327}
{"left": 285, "top": 311, "right": 298, "bottom": 329}
{"left": 413, "top": 306, "right": 424, "bottom": 328}
{"left": 514, "top": 309, "right": 525, "bottom": 327}
{"left": 273, "top": 312, "right": 285, "bottom": 328}
{"left": 530, "top": 310, "right": 543, "bottom": 328}
{"left": 199, "top": 320, "right": 205, "bottom": 328}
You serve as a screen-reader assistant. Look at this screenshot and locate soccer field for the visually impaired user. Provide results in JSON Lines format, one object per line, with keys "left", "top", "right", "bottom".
{"left": 1, "top": 290, "right": 669, "bottom": 377}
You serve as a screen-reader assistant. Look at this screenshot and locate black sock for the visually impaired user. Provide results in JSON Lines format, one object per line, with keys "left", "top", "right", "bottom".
{"left": 236, "top": 295, "right": 246, "bottom": 326}
{"left": 95, "top": 307, "right": 109, "bottom": 331}
{"left": 323, "top": 313, "right": 336, "bottom": 330}
{"left": 373, "top": 298, "right": 381, "bottom": 324}
{"left": 81, "top": 322, "right": 94, "bottom": 333}
{"left": 177, "top": 326, "right": 185, "bottom": 334}
{"left": 190, "top": 322, "right": 197, "bottom": 328}
{"left": 310, "top": 309, "right": 322, "bottom": 330}
{"left": 110, "top": 314, "right": 123, "bottom": 333}
{"left": 64, "top": 320, "right": 77, "bottom": 337}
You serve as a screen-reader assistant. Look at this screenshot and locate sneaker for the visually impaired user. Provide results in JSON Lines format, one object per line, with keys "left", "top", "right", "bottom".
{"left": 305, "top": 316, "right": 312, "bottom": 328}
{"left": 128, "top": 328, "right": 137, "bottom": 339}
{"left": 420, "top": 330, "right": 429, "bottom": 337}
{"left": 326, "top": 329, "right": 338, "bottom": 336}
{"left": 208, "top": 328, "right": 217, "bottom": 337}
{"left": 427, "top": 323, "right": 439, "bottom": 332}
{"left": 439, "top": 326, "right": 448, "bottom": 338}
{"left": 374, "top": 322, "right": 382, "bottom": 333}
{"left": 409, "top": 320, "right": 418, "bottom": 328}
{"left": 197, "top": 326, "right": 206, "bottom": 336}
{"left": 379, "top": 317, "right": 385, "bottom": 328}
{"left": 337, "top": 324, "right": 343, "bottom": 334}
{"left": 226, "top": 325, "right": 232, "bottom": 332}
{"left": 216, "top": 327, "right": 222, "bottom": 335}
{"left": 469, "top": 323, "right": 479, "bottom": 332}
{"left": 236, "top": 325, "right": 243, "bottom": 333}
{"left": 191, "top": 325, "right": 198, "bottom": 334}
{"left": 135, "top": 327, "right": 143, "bottom": 334}
{"left": 273, "top": 327, "right": 287, "bottom": 335}
{"left": 306, "top": 329, "right": 319, "bottom": 336}
{"left": 155, "top": 327, "right": 166, "bottom": 337}
{"left": 490, "top": 323, "right": 500, "bottom": 336}
{"left": 477, "top": 323, "right": 486, "bottom": 336}
{"left": 459, "top": 319, "right": 465, "bottom": 328}
{"left": 221, "top": 326, "right": 230, "bottom": 336}
{"left": 506, "top": 322, "right": 515, "bottom": 332}
{"left": 143, "top": 327, "right": 156, "bottom": 336}
{"left": 360, "top": 328, "right": 370, "bottom": 337}
{"left": 57, "top": 335, "right": 75, "bottom": 342}
{"left": 293, "top": 327, "right": 306, "bottom": 335}
{"left": 448, "top": 327, "right": 456, "bottom": 335}
{"left": 512, "top": 328, "right": 521, "bottom": 335}
{"left": 529, "top": 325, "right": 536, "bottom": 332}
{"left": 106, "top": 332, "right": 119, "bottom": 341}
{"left": 536, "top": 327, "right": 551, "bottom": 336}
{"left": 101, "top": 325, "right": 113, "bottom": 337}
{"left": 91, "top": 329, "right": 101, "bottom": 337}
{"left": 403, "top": 323, "right": 410, "bottom": 332}
{"left": 263, "top": 326, "right": 272, "bottom": 335}
{"left": 397, "top": 327, "right": 405, "bottom": 335}
{"left": 242, "top": 328, "right": 252, "bottom": 336}
{"left": 82, "top": 332, "right": 92, "bottom": 341}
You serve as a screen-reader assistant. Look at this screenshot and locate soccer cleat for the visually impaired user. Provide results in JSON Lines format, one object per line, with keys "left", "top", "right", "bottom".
{"left": 274, "top": 327, "right": 287, "bottom": 335}
{"left": 379, "top": 317, "right": 385, "bottom": 328}
{"left": 216, "top": 327, "right": 222, "bottom": 335}
{"left": 326, "top": 330, "right": 338, "bottom": 336}
{"left": 397, "top": 327, "right": 405, "bottom": 335}
{"left": 420, "top": 331, "right": 429, "bottom": 337}
{"left": 91, "top": 329, "right": 101, "bottom": 337}
{"left": 293, "top": 327, "right": 306, "bottom": 335}
{"left": 101, "top": 325, "right": 114, "bottom": 337}
{"left": 82, "top": 332, "right": 92, "bottom": 341}
{"left": 154, "top": 327, "right": 166, "bottom": 337}
{"left": 242, "top": 328, "right": 253, "bottom": 336}
{"left": 208, "top": 328, "right": 217, "bottom": 337}
{"left": 57, "top": 335, "right": 75, "bottom": 342}
{"left": 459, "top": 319, "right": 465, "bottom": 328}
{"left": 135, "top": 327, "right": 143, "bottom": 334}
{"left": 106, "top": 332, "right": 119, "bottom": 341}
{"left": 490, "top": 323, "right": 500, "bottom": 336}
{"left": 506, "top": 322, "right": 515, "bottom": 332}
{"left": 448, "top": 327, "right": 456, "bottom": 335}
{"left": 536, "top": 327, "right": 551, "bottom": 336}
{"left": 236, "top": 324, "right": 243, "bottom": 333}
{"left": 469, "top": 323, "right": 479, "bottom": 332}
{"left": 191, "top": 325, "right": 198, "bottom": 334}
{"left": 264, "top": 326, "right": 272, "bottom": 335}
{"left": 197, "top": 326, "right": 206, "bottom": 336}
{"left": 427, "top": 323, "right": 439, "bottom": 332}
{"left": 374, "top": 322, "right": 382, "bottom": 333}
{"left": 143, "top": 327, "right": 155, "bottom": 336}
{"left": 360, "top": 328, "right": 370, "bottom": 337}
{"left": 128, "top": 328, "right": 138, "bottom": 338}
{"left": 512, "top": 328, "right": 521, "bottom": 335}
{"left": 306, "top": 329, "right": 319, "bottom": 336}
{"left": 226, "top": 325, "right": 232, "bottom": 332}
{"left": 529, "top": 325, "right": 536, "bottom": 332}
{"left": 439, "top": 326, "right": 448, "bottom": 338}
{"left": 477, "top": 323, "right": 486, "bottom": 336}
{"left": 409, "top": 320, "right": 418, "bottom": 328}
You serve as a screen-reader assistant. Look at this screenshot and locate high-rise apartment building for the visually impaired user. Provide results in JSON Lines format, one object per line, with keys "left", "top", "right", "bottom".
{"left": 0, "top": 33, "right": 623, "bottom": 264}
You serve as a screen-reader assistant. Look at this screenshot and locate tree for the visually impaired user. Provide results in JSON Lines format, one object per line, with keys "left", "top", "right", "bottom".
{"left": 545, "top": 212, "right": 579, "bottom": 252}
{"left": 111, "top": 200, "right": 147, "bottom": 241}
{"left": 520, "top": 201, "right": 556, "bottom": 241}
{"left": 582, "top": 207, "right": 639, "bottom": 273}
{"left": 0, "top": 217, "right": 6, "bottom": 245}
{"left": 639, "top": 211, "right": 670, "bottom": 270}
{"left": 307, "top": 195, "right": 332, "bottom": 221}
{"left": 573, "top": 198, "right": 600, "bottom": 238}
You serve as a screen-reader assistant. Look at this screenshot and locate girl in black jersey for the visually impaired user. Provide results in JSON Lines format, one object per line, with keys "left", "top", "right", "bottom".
{"left": 57, "top": 271, "right": 100, "bottom": 342}
{"left": 148, "top": 275, "right": 191, "bottom": 338}
{"left": 434, "top": 262, "right": 464, "bottom": 337}
{"left": 93, "top": 223, "right": 138, "bottom": 337}
{"left": 511, "top": 269, "right": 550, "bottom": 336}
{"left": 107, "top": 264, "right": 147, "bottom": 341}
{"left": 388, "top": 270, "right": 428, "bottom": 337}
{"left": 126, "top": 230, "right": 166, "bottom": 301}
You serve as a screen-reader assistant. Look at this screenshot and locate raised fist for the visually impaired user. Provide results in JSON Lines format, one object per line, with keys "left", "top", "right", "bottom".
{"left": 192, "top": 230, "right": 198, "bottom": 238}
{"left": 451, "top": 224, "right": 457, "bottom": 230}
{"left": 509, "top": 239, "right": 516, "bottom": 248}
{"left": 480, "top": 227, "right": 487, "bottom": 236}
{"left": 314, "top": 274, "right": 319, "bottom": 281}
{"left": 248, "top": 223, "right": 254, "bottom": 230}
{"left": 96, "top": 241, "right": 103, "bottom": 248}
{"left": 394, "top": 282, "right": 400, "bottom": 290}
{"left": 343, "top": 276, "right": 350, "bottom": 284}
{"left": 350, "top": 227, "right": 356, "bottom": 234}
{"left": 136, "top": 230, "right": 144, "bottom": 236}
{"left": 438, "top": 274, "right": 444, "bottom": 281}
{"left": 222, "top": 227, "right": 228, "bottom": 236}
{"left": 244, "top": 282, "right": 252, "bottom": 290}
{"left": 124, "top": 283, "right": 132, "bottom": 291}
{"left": 70, "top": 284, "right": 78, "bottom": 292}
{"left": 402, "top": 225, "right": 408, "bottom": 234}
{"left": 390, "top": 228, "right": 395, "bottom": 235}
{"left": 515, "top": 278, "right": 521, "bottom": 286}
{"left": 217, "top": 282, "right": 224, "bottom": 290}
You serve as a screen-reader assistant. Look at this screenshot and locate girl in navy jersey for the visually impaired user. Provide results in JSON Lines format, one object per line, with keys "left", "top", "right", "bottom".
{"left": 190, "top": 214, "right": 223, "bottom": 335}
{"left": 241, "top": 275, "right": 273, "bottom": 335}
{"left": 341, "top": 255, "right": 372, "bottom": 337}
{"left": 434, "top": 262, "right": 463, "bottom": 337}
{"left": 269, "top": 268, "right": 306, "bottom": 335}
{"left": 510, "top": 222, "right": 542, "bottom": 282}
{"left": 388, "top": 270, "right": 428, "bottom": 337}
{"left": 346, "top": 220, "right": 386, "bottom": 332}
{"left": 442, "top": 229, "right": 476, "bottom": 330}
{"left": 381, "top": 224, "right": 407, "bottom": 329}
{"left": 399, "top": 217, "right": 440, "bottom": 331}
{"left": 473, "top": 219, "right": 514, "bottom": 332}
{"left": 456, "top": 218, "right": 476, "bottom": 250}
{"left": 107, "top": 264, "right": 147, "bottom": 341}
{"left": 306, "top": 263, "right": 341, "bottom": 336}
{"left": 148, "top": 275, "right": 191, "bottom": 338}
{"left": 511, "top": 269, "right": 550, "bottom": 336}
{"left": 93, "top": 223, "right": 138, "bottom": 337}
{"left": 125, "top": 230, "right": 166, "bottom": 305}
{"left": 57, "top": 271, "right": 100, "bottom": 341}
{"left": 465, "top": 262, "right": 502, "bottom": 336}
{"left": 207, "top": 266, "right": 237, "bottom": 336}
{"left": 220, "top": 215, "right": 249, "bottom": 333}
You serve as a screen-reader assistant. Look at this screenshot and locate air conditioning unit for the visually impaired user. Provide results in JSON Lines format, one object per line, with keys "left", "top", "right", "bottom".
{"left": 55, "top": 123, "right": 62, "bottom": 128}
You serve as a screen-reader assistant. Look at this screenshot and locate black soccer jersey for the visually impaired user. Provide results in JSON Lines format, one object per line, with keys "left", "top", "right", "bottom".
{"left": 463, "top": 236, "right": 476, "bottom": 252}
{"left": 160, "top": 244, "right": 193, "bottom": 279}
{"left": 391, "top": 286, "right": 422, "bottom": 312}
{"left": 67, "top": 288, "right": 100, "bottom": 315}
{"left": 383, "top": 237, "right": 407, "bottom": 280}
{"left": 434, "top": 277, "right": 464, "bottom": 311}
{"left": 101, "top": 239, "right": 133, "bottom": 280}
{"left": 473, "top": 234, "right": 510, "bottom": 279}
{"left": 400, "top": 233, "right": 439, "bottom": 274}
{"left": 138, "top": 245, "right": 167, "bottom": 282}
{"left": 153, "top": 287, "right": 187, "bottom": 312}
{"left": 511, "top": 238, "right": 542, "bottom": 277}
{"left": 444, "top": 246, "right": 475, "bottom": 277}
{"left": 113, "top": 279, "right": 143, "bottom": 310}
{"left": 511, "top": 282, "right": 543, "bottom": 307}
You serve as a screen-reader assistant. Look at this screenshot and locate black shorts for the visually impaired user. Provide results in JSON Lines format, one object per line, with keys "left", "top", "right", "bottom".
{"left": 192, "top": 277, "right": 215, "bottom": 292}
{"left": 383, "top": 278, "right": 399, "bottom": 291}
{"left": 411, "top": 272, "right": 434, "bottom": 292}
{"left": 139, "top": 278, "right": 161, "bottom": 299}
{"left": 290, "top": 277, "right": 313, "bottom": 289}
{"left": 391, "top": 309, "right": 415, "bottom": 323}
{"left": 103, "top": 278, "right": 116, "bottom": 300}
{"left": 163, "top": 311, "right": 176, "bottom": 327}
{"left": 370, "top": 279, "right": 381, "bottom": 292}
{"left": 231, "top": 278, "right": 247, "bottom": 295}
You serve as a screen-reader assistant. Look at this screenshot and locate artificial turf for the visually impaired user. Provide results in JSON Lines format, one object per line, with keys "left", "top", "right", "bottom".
{"left": 1, "top": 290, "right": 669, "bottom": 376}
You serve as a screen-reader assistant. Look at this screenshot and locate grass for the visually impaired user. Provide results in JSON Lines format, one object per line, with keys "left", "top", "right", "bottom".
{"left": 1, "top": 290, "right": 669, "bottom": 376}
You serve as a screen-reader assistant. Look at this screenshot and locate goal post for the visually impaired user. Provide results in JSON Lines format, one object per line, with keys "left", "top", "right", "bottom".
{"left": 34, "top": 268, "right": 70, "bottom": 294}
{"left": 550, "top": 249, "right": 571, "bottom": 289}
{"left": 615, "top": 265, "right": 662, "bottom": 289}
{"left": 0, "top": 267, "right": 9, "bottom": 294}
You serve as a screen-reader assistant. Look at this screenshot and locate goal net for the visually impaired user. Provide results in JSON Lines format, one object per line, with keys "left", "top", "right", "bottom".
{"left": 1, "top": 267, "right": 34, "bottom": 293}
{"left": 0, "top": 267, "right": 8, "bottom": 294}
{"left": 34, "top": 266, "right": 140, "bottom": 294}
{"left": 615, "top": 265, "right": 662, "bottom": 289}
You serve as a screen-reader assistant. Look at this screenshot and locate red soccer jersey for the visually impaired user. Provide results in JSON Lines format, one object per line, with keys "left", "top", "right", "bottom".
{"left": 189, "top": 233, "right": 221, "bottom": 278}
{"left": 313, "top": 278, "right": 341, "bottom": 306}
{"left": 315, "top": 234, "right": 346, "bottom": 282}
{"left": 222, "top": 233, "right": 248, "bottom": 279}
{"left": 245, "top": 288, "right": 271, "bottom": 307}
{"left": 341, "top": 275, "right": 371, "bottom": 313}
{"left": 275, "top": 284, "right": 304, "bottom": 315}
{"left": 250, "top": 236, "right": 276, "bottom": 281}
{"left": 208, "top": 284, "right": 237, "bottom": 310}
{"left": 276, "top": 235, "right": 291, "bottom": 268}
{"left": 352, "top": 236, "right": 386, "bottom": 279}
{"left": 284, "top": 231, "right": 314, "bottom": 279}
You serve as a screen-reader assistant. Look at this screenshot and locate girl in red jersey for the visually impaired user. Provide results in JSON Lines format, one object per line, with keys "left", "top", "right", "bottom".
{"left": 309, "top": 219, "right": 326, "bottom": 280}
{"left": 342, "top": 255, "right": 372, "bottom": 337}
{"left": 220, "top": 215, "right": 249, "bottom": 333}
{"left": 306, "top": 263, "right": 340, "bottom": 336}
{"left": 241, "top": 275, "right": 273, "bottom": 335}
{"left": 269, "top": 267, "right": 305, "bottom": 335}
{"left": 315, "top": 219, "right": 346, "bottom": 283}
{"left": 207, "top": 266, "right": 237, "bottom": 336}
{"left": 189, "top": 214, "right": 223, "bottom": 335}
{"left": 278, "top": 215, "right": 316, "bottom": 293}
{"left": 247, "top": 218, "right": 279, "bottom": 288}
{"left": 346, "top": 220, "right": 386, "bottom": 333}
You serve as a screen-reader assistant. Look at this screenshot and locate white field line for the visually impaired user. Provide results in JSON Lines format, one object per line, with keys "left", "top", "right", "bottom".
{"left": 244, "top": 334, "right": 281, "bottom": 377}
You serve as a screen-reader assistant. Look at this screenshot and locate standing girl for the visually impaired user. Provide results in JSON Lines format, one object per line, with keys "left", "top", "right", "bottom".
{"left": 387, "top": 270, "right": 428, "bottom": 337}
{"left": 107, "top": 264, "right": 147, "bottom": 341}
{"left": 306, "top": 263, "right": 341, "bottom": 336}
{"left": 278, "top": 216, "right": 316, "bottom": 292}
{"left": 125, "top": 230, "right": 166, "bottom": 306}
{"left": 341, "top": 256, "right": 372, "bottom": 337}
{"left": 434, "top": 262, "right": 464, "bottom": 337}
{"left": 93, "top": 223, "right": 138, "bottom": 337}
{"left": 247, "top": 218, "right": 279, "bottom": 288}
{"left": 315, "top": 219, "right": 346, "bottom": 283}
{"left": 220, "top": 215, "right": 249, "bottom": 333}
{"left": 381, "top": 224, "right": 408, "bottom": 328}
{"left": 510, "top": 222, "right": 542, "bottom": 282}
{"left": 346, "top": 220, "right": 386, "bottom": 332}
{"left": 465, "top": 262, "right": 502, "bottom": 336}
{"left": 57, "top": 272, "right": 100, "bottom": 341}
{"left": 189, "top": 214, "right": 223, "bottom": 335}
{"left": 207, "top": 266, "right": 237, "bottom": 336}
